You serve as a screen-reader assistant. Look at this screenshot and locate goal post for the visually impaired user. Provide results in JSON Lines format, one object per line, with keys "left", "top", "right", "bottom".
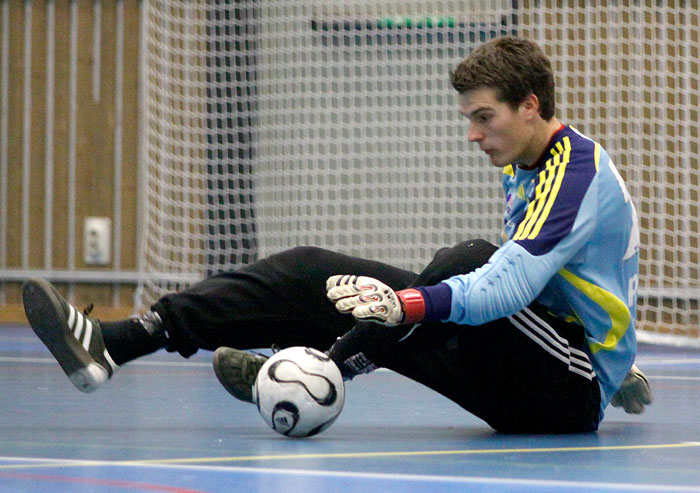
{"left": 138, "top": 0, "right": 700, "bottom": 347}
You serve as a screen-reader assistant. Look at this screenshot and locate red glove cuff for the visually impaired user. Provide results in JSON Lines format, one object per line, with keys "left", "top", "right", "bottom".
{"left": 396, "top": 288, "right": 426, "bottom": 324}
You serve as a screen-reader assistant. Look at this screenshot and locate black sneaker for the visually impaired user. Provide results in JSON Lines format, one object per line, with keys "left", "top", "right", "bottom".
{"left": 212, "top": 347, "right": 268, "bottom": 404}
{"left": 22, "top": 279, "right": 118, "bottom": 393}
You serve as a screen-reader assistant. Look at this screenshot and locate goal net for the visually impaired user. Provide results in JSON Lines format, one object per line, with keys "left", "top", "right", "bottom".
{"left": 137, "top": 0, "right": 699, "bottom": 347}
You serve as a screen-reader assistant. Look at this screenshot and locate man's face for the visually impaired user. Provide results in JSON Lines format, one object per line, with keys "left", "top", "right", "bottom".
{"left": 458, "top": 87, "right": 535, "bottom": 168}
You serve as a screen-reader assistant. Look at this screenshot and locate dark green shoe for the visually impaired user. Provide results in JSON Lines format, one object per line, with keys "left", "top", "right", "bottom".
{"left": 22, "top": 278, "right": 118, "bottom": 393}
{"left": 212, "top": 347, "right": 268, "bottom": 403}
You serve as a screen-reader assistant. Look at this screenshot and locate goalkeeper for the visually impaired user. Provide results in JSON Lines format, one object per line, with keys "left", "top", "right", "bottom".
{"left": 22, "top": 36, "right": 651, "bottom": 432}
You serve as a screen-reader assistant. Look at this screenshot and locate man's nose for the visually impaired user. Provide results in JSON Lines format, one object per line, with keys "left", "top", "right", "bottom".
{"left": 468, "top": 124, "right": 483, "bottom": 142}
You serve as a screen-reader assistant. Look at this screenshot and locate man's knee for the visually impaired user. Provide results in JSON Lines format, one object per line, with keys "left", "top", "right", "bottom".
{"left": 257, "top": 246, "right": 339, "bottom": 278}
{"left": 417, "top": 239, "right": 498, "bottom": 285}
{"left": 270, "top": 246, "right": 330, "bottom": 263}
{"left": 448, "top": 239, "right": 498, "bottom": 262}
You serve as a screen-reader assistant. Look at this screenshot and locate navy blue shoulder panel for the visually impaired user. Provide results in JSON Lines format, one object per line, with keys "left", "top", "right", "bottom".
{"left": 512, "top": 126, "right": 598, "bottom": 255}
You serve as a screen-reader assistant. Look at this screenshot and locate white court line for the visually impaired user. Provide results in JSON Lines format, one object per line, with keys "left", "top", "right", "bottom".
{"left": 647, "top": 376, "right": 700, "bottom": 381}
{"left": 0, "top": 456, "right": 83, "bottom": 464}
{"left": 0, "top": 356, "right": 698, "bottom": 380}
{"left": 106, "top": 461, "right": 700, "bottom": 492}
{"left": 0, "top": 335, "right": 37, "bottom": 342}
{"left": 3, "top": 355, "right": 698, "bottom": 367}
{"left": 636, "top": 359, "right": 700, "bottom": 366}
{"left": 0, "top": 356, "right": 209, "bottom": 367}
{"left": 0, "top": 456, "right": 698, "bottom": 492}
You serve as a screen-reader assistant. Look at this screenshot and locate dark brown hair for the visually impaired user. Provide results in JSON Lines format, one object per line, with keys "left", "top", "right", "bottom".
{"left": 450, "top": 37, "right": 556, "bottom": 120}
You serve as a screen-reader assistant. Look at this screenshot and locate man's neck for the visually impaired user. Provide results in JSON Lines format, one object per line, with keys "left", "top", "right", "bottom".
{"left": 517, "top": 117, "right": 563, "bottom": 170}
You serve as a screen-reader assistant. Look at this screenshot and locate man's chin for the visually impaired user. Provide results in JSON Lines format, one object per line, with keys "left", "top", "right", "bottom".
{"left": 484, "top": 153, "right": 506, "bottom": 167}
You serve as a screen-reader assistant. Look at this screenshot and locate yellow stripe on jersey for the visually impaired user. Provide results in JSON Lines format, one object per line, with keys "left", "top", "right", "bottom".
{"left": 594, "top": 142, "right": 600, "bottom": 172}
{"left": 503, "top": 165, "right": 514, "bottom": 177}
{"left": 558, "top": 268, "right": 631, "bottom": 354}
{"left": 527, "top": 137, "right": 572, "bottom": 239}
{"left": 513, "top": 136, "right": 572, "bottom": 241}
{"left": 513, "top": 164, "right": 554, "bottom": 240}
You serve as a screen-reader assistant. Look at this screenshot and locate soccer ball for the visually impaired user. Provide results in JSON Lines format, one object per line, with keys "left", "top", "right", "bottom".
{"left": 254, "top": 346, "right": 345, "bottom": 438}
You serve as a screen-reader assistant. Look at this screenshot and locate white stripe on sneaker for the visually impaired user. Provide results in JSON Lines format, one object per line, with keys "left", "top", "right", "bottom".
{"left": 103, "top": 349, "right": 119, "bottom": 372}
{"left": 82, "top": 318, "right": 93, "bottom": 351}
{"left": 67, "top": 305, "right": 76, "bottom": 328}
{"left": 69, "top": 306, "right": 84, "bottom": 341}
{"left": 67, "top": 305, "right": 95, "bottom": 352}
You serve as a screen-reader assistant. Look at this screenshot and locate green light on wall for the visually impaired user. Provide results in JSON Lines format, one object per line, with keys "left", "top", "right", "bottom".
{"left": 376, "top": 16, "right": 456, "bottom": 29}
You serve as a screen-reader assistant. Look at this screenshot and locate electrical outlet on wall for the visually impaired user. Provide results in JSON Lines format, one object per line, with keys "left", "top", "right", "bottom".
{"left": 84, "top": 217, "right": 111, "bottom": 266}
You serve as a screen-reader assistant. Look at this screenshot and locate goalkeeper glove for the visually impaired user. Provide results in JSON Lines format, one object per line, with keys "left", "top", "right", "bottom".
{"left": 326, "top": 275, "right": 425, "bottom": 326}
{"left": 610, "top": 364, "right": 653, "bottom": 414}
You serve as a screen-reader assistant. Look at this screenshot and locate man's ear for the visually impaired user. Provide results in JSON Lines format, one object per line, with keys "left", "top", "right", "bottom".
{"left": 520, "top": 93, "right": 541, "bottom": 120}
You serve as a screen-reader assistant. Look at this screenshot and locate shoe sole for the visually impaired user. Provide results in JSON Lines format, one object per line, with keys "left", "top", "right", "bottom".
{"left": 213, "top": 347, "right": 259, "bottom": 403}
{"left": 212, "top": 347, "right": 239, "bottom": 397}
{"left": 22, "top": 279, "right": 107, "bottom": 393}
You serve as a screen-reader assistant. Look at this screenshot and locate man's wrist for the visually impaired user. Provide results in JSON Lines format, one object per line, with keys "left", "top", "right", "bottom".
{"left": 396, "top": 289, "right": 426, "bottom": 324}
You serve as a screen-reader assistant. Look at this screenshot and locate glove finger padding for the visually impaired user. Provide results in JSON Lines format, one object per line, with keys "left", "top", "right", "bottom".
{"left": 326, "top": 275, "right": 404, "bottom": 326}
{"left": 350, "top": 293, "right": 399, "bottom": 323}
{"left": 327, "top": 275, "right": 376, "bottom": 300}
{"left": 333, "top": 290, "right": 385, "bottom": 313}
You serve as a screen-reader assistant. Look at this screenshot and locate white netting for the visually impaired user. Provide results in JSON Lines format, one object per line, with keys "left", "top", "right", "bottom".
{"left": 138, "top": 0, "right": 699, "bottom": 346}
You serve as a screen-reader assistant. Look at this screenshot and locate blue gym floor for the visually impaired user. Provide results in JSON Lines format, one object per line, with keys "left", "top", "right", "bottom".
{"left": 0, "top": 323, "right": 699, "bottom": 492}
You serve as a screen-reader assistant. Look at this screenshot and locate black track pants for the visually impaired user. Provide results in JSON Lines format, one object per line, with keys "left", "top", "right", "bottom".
{"left": 153, "top": 241, "right": 600, "bottom": 433}
{"left": 153, "top": 246, "right": 416, "bottom": 357}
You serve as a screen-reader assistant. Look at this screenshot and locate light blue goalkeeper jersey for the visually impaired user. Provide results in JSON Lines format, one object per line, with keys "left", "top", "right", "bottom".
{"left": 436, "top": 125, "right": 640, "bottom": 415}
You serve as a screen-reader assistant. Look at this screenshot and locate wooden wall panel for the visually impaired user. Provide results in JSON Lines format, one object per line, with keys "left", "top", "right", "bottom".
{"left": 1, "top": 0, "right": 141, "bottom": 321}
{"left": 29, "top": 0, "right": 47, "bottom": 269}
{"left": 120, "top": 0, "right": 139, "bottom": 276}
{"left": 5, "top": 1, "right": 23, "bottom": 271}
{"left": 51, "top": 0, "right": 71, "bottom": 270}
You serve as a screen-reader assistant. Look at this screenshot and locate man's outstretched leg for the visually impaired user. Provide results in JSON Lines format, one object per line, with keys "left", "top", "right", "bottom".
{"left": 23, "top": 246, "right": 416, "bottom": 393}
{"left": 153, "top": 246, "right": 415, "bottom": 358}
